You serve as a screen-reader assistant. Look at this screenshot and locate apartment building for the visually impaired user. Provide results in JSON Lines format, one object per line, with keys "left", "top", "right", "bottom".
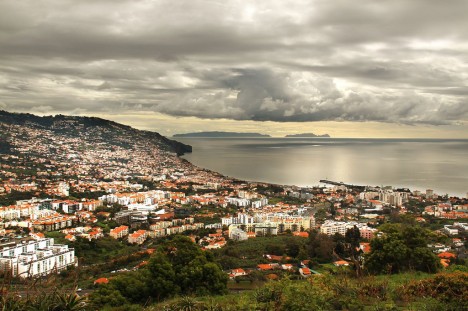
{"left": 0, "top": 238, "right": 75, "bottom": 278}
{"left": 109, "top": 225, "right": 129, "bottom": 239}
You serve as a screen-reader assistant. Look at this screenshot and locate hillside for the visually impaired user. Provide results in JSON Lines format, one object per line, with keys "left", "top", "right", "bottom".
{"left": 173, "top": 131, "right": 271, "bottom": 138}
{"left": 0, "top": 110, "right": 192, "bottom": 187}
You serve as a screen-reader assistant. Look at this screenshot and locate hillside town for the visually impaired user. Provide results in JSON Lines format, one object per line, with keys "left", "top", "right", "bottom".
{"left": 1, "top": 167, "right": 467, "bottom": 279}
{"left": 0, "top": 112, "right": 467, "bottom": 308}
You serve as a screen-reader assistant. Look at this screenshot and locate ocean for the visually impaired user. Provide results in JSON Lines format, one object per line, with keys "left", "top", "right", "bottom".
{"left": 176, "top": 137, "right": 468, "bottom": 198}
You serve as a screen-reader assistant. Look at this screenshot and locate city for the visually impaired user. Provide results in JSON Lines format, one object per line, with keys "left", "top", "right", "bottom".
{"left": 0, "top": 111, "right": 467, "bottom": 310}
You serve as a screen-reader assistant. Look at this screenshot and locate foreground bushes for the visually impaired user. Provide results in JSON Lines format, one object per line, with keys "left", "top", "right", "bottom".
{"left": 153, "top": 272, "right": 468, "bottom": 311}
{"left": 2, "top": 271, "right": 466, "bottom": 310}
{"left": 0, "top": 289, "right": 87, "bottom": 311}
{"left": 397, "top": 272, "right": 468, "bottom": 305}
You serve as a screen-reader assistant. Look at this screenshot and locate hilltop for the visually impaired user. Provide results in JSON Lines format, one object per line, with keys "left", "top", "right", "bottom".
{"left": 173, "top": 131, "right": 271, "bottom": 138}
{"left": 0, "top": 110, "right": 191, "bottom": 155}
{"left": 0, "top": 110, "right": 195, "bottom": 190}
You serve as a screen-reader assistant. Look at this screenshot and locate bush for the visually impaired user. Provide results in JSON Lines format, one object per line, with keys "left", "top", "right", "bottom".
{"left": 397, "top": 272, "right": 468, "bottom": 305}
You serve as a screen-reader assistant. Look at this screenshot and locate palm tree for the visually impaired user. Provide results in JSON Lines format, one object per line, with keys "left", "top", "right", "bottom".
{"left": 53, "top": 289, "right": 88, "bottom": 311}
{"left": 177, "top": 296, "right": 199, "bottom": 311}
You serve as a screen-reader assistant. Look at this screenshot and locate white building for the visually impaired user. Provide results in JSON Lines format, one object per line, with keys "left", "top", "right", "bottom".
{"left": 251, "top": 198, "right": 269, "bottom": 208}
{"left": 426, "top": 189, "right": 434, "bottom": 199}
{"left": 221, "top": 217, "right": 233, "bottom": 226}
{"left": 126, "top": 203, "right": 158, "bottom": 215}
{"left": 443, "top": 225, "right": 458, "bottom": 236}
{"left": 229, "top": 228, "right": 248, "bottom": 241}
{"left": 226, "top": 197, "right": 250, "bottom": 207}
{"left": 0, "top": 238, "right": 75, "bottom": 278}
{"left": 320, "top": 220, "right": 377, "bottom": 238}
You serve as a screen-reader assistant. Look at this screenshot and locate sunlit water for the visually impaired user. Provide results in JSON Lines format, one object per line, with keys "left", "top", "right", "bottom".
{"left": 176, "top": 138, "right": 468, "bottom": 198}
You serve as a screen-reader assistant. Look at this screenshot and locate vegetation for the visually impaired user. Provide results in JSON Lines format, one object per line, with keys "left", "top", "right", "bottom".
{"left": 89, "top": 236, "right": 228, "bottom": 309}
{"left": 365, "top": 224, "right": 441, "bottom": 274}
{"left": 71, "top": 236, "right": 140, "bottom": 265}
{"left": 213, "top": 235, "right": 308, "bottom": 269}
{"left": 152, "top": 272, "right": 468, "bottom": 311}
{"left": 2, "top": 271, "right": 466, "bottom": 310}
{"left": 0, "top": 288, "right": 87, "bottom": 311}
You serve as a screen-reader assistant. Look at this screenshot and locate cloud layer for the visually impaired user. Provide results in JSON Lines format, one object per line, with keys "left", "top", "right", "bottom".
{"left": 0, "top": 0, "right": 467, "bottom": 125}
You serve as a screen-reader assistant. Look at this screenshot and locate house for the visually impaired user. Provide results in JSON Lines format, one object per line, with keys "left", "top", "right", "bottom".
{"left": 281, "top": 264, "right": 294, "bottom": 271}
{"left": 265, "top": 254, "right": 285, "bottom": 262}
{"left": 230, "top": 268, "right": 247, "bottom": 278}
{"left": 437, "top": 252, "right": 456, "bottom": 260}
{"left": 65, "top": 234, "right": 76, "bottom": 242}
{"left": 87, "top": 229, "right": 103, "bottom": 241}
{"left": 299, "top": 267, "right": 311, "bottom": 277}
{"left": 300, "top": 260, "right": 310, "bottom": 267}
{"left": 204, "top": 239, "right": 227, "bottom": 249}
{"left": 257, "top": 263, "right": 279, "bottom": 271}
{"left": 293, "top": 231, "right": 309, "bottom": 238}
{"left": 333, "top": 260, "right": 350, "bottom": 267}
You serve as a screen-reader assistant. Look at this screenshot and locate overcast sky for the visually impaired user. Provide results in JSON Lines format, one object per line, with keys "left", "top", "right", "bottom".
{"left": 1, "top": 0, "right": 467, "bottom": 137}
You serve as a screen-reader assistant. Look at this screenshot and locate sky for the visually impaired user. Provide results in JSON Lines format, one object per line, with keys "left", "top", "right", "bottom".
{"left": 0, "top": 0, "right": 467, "bottom": 138}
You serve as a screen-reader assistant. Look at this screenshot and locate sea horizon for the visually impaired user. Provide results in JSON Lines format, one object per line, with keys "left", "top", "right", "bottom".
{"left": 177, "top": 137, "right": 468, "bottom": 198}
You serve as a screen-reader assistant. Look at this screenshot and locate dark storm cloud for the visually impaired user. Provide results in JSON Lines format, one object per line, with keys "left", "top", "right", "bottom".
{"left": 0, "top": 0, "right": 467, "bottom": 125}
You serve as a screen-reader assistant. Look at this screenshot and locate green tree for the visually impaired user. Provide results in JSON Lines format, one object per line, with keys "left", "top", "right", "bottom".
{"left": 90, "top": 285, "right": 128, "bottom": 308}
{"left": 147, "top": 252, "right": 179, "bottom": 301}
{"left": 157, "top": 236, "right": 228, "bottom": 296}
{"left": 307, "top": 232, "right": 335, "bottom": 263}
{"left": 365, "top": 224, "right": 440, "bottom": 274}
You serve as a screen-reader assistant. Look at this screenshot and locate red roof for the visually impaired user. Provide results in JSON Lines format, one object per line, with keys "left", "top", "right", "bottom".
{"left": 293, "top": 232, "right": 309, "bottom": 238}
{"left": 94, "top": 277, "right": 109, "bottom": 285}
{"left": 438, "top": 252, "right": 456, "bottom": 259}
{"left": 301, "top": 267, "right": 311, "bottom": 275}
{"left": 334, "top": 260, "right": 350, "bottom": 266}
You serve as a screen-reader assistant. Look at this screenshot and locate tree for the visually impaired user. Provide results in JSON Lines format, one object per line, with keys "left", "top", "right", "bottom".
{"left": 89, "top": 235, "right": 227, "bottom": 308}
{"left": 306, "top": 232, "right": 335, "bottom": 263}
{"left": 365, "top": 224, "right": 440, "bottom": 274}
{"left": 147, "top": 253, "right": 179, "bottom": 301}
{"left": 343, "top": 226, "right": 363, "bottom": 277}
{"left": 345, "top": 226, "right": 360, "bottom": 249}
{"left": 156, "top": 236, "right": 228, "bottom": 296}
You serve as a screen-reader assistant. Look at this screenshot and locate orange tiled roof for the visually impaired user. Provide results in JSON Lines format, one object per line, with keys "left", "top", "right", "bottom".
{"left": 437, "top": 252, "right": 456, "bottom": 259}
{"left": 94, "top": 277, "right": 109, "bottom": 285}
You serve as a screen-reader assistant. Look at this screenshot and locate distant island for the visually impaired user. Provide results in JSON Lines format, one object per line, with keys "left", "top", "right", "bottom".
{"left": 285, "top": 133, "right": 330, "bottom": 138}
{"left": 173, "top": 131, "right": 271, "bottom": 138}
